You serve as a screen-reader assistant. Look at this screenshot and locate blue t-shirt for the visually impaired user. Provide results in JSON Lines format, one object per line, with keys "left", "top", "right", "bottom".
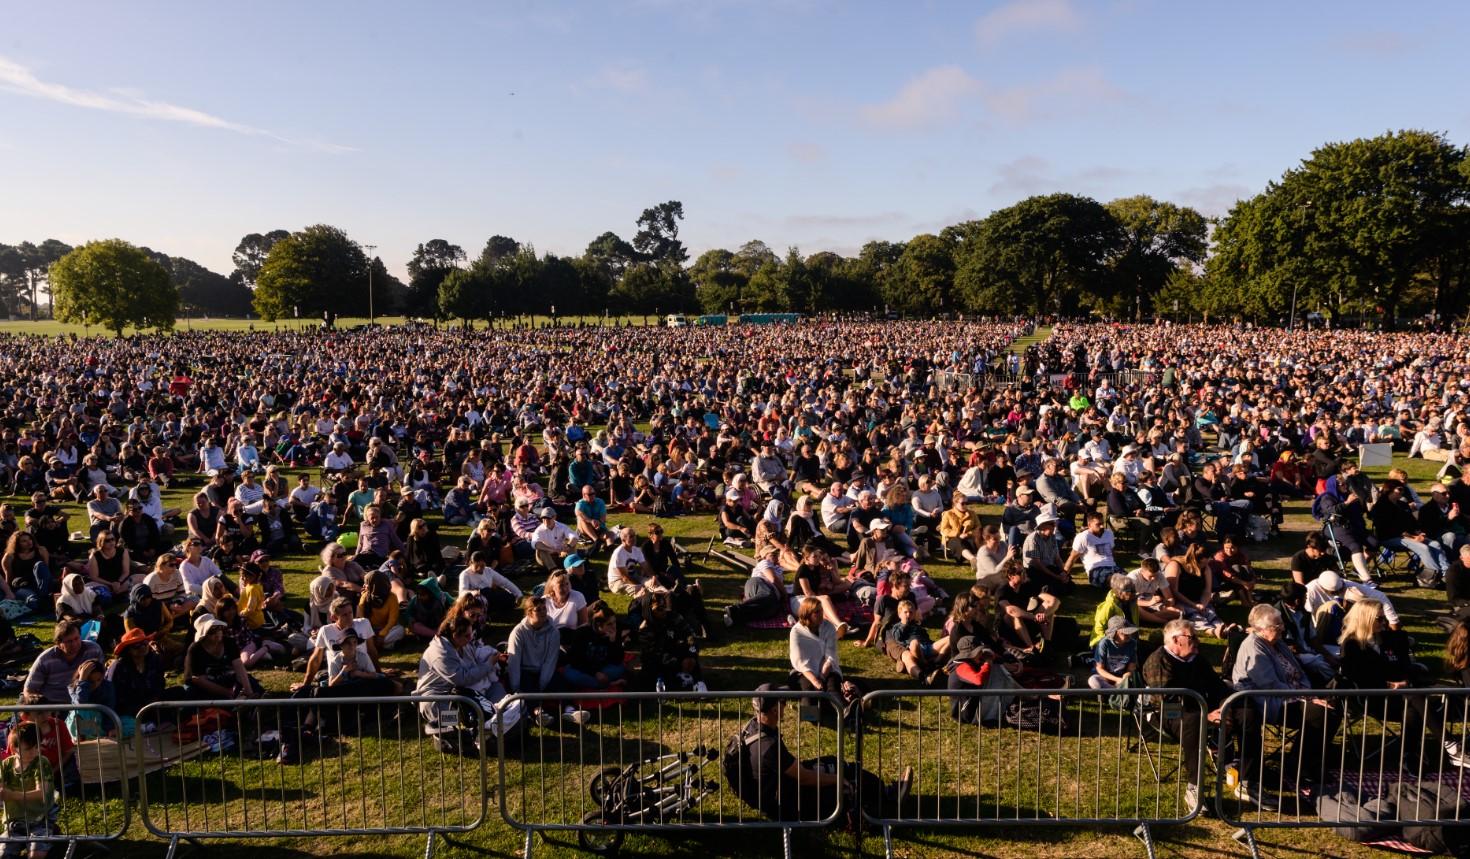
{"left": 575, "top": 497, "right": 607, "bottom": 524}
{"left": 1093, "top": 635, "right": 1137, "bottom": 676}
{"left": 882, "top": 505, "right": 915, "bottom": 530}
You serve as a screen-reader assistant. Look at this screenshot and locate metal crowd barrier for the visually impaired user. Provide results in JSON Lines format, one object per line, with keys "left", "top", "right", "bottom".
{"left": 0, "top": 703, "right": 129, "bottom": 857}
{"left": 496, "top": 689, "right": 845, "bottom": 859}
{"left": 135, "top": 694, "right": 487, "bottom": 858}
{"left": 856, "top": 686, "right": 1207, "bottom": 859}
{"left": 1215, "top": 687, "right": 1470, "bottom": 859}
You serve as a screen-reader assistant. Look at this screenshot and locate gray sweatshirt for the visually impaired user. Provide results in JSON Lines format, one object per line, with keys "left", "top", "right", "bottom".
{"left": 507, "top": 619, "right": 561, "bottom": 692}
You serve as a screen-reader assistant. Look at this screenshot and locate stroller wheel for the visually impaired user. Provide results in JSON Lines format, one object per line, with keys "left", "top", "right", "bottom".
{"left": 589, "top": 766, "right": 622, "bottom": 807}
{"left": 578, "top": 812, "right": 624, "bottom": 855}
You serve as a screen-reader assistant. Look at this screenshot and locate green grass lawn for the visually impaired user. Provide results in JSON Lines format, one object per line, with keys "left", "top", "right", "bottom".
{"left": 0, "top": 314, "right": 668, "bottom": 337}
{"left": 6, "top": 325, "right": 1451, "bottom": 858}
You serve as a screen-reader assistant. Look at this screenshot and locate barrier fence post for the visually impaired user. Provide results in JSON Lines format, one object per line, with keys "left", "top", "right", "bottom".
{"left": 495, "top": 689, "right": 845, "bottom": 859}
{"left": 1214, "top": 687, "right": 1470, "bottom": 859}
{"left": 855, "top": 686, "right": 1206, "bottom": 859}
{"left": 0, "top": 703, "right": 128, "bottom": 858}
{"left": 134, "top": 694, "right": 486, "bottom": 857}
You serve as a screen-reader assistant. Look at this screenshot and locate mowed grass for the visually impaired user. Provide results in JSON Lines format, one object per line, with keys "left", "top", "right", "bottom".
{"left": 4, "top": 325, "right": 1452, "bottom": 858}
{"left": 0, "top": 315, "right": 664, "bottom": 338}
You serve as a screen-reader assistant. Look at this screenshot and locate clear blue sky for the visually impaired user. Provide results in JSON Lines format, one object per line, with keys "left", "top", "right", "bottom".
{"left": 2, "top": 0, "right": 1467, "bottom": 280}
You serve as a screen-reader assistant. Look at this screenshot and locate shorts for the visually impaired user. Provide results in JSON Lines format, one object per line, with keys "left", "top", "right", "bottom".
{"left": 3, "top": 819, "right": 54, "bottom": 857}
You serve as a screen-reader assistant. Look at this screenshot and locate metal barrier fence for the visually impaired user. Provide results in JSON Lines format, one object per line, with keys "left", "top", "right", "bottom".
{"left": 856, "top": 686, "right": 1207, "bottom": 859}
{"left": 135, "top": 694, "right": 488, "bottom": 858}
{"left": 0, "top": 703, "right": 129, "bottom": 857}
{"left": 496, "top": 689, "right": 845, "bottom": 859}
{"left": 1215, "top": 687, "right": 1470, "bottom": 859}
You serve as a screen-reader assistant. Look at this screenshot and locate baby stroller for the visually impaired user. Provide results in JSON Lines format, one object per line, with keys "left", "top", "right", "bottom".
{"left": 578, "top": 745, "right": 721, "bottom": 855}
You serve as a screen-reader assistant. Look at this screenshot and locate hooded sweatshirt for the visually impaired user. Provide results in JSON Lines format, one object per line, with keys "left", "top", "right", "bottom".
{"left": 507, "top": 618, "right": 560, "bottom": 692}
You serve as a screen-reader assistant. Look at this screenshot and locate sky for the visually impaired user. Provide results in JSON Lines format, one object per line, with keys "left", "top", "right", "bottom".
{"left": 2, "top": 0, "right": 1468, "bottom": 282}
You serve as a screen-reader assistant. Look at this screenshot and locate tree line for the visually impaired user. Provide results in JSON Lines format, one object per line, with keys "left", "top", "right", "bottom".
{"left": 19, "top": 128, "right": 1470, "bottom": 334}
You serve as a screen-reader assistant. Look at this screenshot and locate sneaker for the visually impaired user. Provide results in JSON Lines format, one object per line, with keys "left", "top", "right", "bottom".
{"left": 1232, "top": 781, "right": 1279, "bottom": 811}
{"left": 723, "top": 606, "right": 735, "bottom": 628}
{"left": 723, "top": 537, "right": 742, "bottom": 547}
{"left": 563, "top": 707, "right": 591, "bottom": 727}
{"left": 693, "top": 681, "right": 708, "bottom": 692}
{"left": 1446, "top": 739, "right": 1470, "bottom": 768}
{"left": 533, "top": 710, "right": 555, "bottom": 729}
{"left": 835, "top": 623, "right": 849, "bottom": 640}
{"left": 1184, "top": 783, "right": 1200, "bottom": 811}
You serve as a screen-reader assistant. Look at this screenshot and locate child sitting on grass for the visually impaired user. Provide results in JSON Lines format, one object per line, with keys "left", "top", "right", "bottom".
{"left": 886, "top": 600, "right": 941, "bottom": 683}
{"left": 1, "top": 722, "right": 54, "bottom": 859}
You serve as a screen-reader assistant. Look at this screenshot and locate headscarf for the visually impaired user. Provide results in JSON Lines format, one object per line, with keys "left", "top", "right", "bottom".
{"left": 199, "top": 576, "right": 231, "bottom": 616}
{"left": 125, "top": 583, "right": 164, "bottom": 634}
{"left": 57, "top": 573, "right": 95, "bottom": 618}
{"left": 762, "top": 499, "right": 787, "bottom": 528}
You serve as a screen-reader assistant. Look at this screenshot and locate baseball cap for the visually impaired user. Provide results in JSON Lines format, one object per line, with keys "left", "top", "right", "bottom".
{"left": 752, "top": 682, "right": 788, "bottom": 713}
{"left": 563, "top": 553, "right": 586, "bottom": 571}
{"left": 1106, "top": 615, "right": 1139, "bottom": 637}
{"left": 1315, "top": 570, "right": 1345, "bottom": 594}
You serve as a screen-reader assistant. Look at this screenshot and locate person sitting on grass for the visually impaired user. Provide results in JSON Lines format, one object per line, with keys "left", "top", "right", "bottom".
{"left": 639, "top": 591, "right": 707, "bottom": 693}
{"left": 1127, "top": 557, "right": 1184, "bottom": 626}
{"left": 573, "top": 484, "right": 614, "bottom": 553}
{"left": 1, "top": 721, "right": 55, "bottom": 859}
{"left": 457, "top": 551, "right": 523, "bottom": 616}
{"left": 1090, "top": 574, "right": 1140, "bottom": 647}
{"left": 788, "top": 596, "right": 864, "bottom": 716}
{"left": 860, "top": 567, "right": 916, "bottom": 649}
{"left": 1088, "top": 615, "right": 1139, "bottom": 690}
{"left": 563, "top": 602, "right": 628, "bottom": 694}
{"left": 728, "top": 683, "right": 911, "bottom": 823}
{"left": 722, "top": 546, "right": 788, "bottom": 628}
{"left": 507, "top": 595, "right": 590, "bottom": 727}
{"left": 886, "top": 600, "right": 941, "bottom": 684}
{"left": 995, "top": 559, "right": 1060, "bottom": 656}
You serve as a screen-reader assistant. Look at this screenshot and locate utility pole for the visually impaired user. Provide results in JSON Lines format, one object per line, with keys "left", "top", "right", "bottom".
{"left": 363, "top": 244, "right": 377, "bottom": 326}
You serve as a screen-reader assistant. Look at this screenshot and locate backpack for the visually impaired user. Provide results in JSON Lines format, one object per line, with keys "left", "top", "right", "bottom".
{"left": 722, "top": 721, "right": 765, "bottom": 811}
{"left": 1004, "top": 697, "right": 1070, "bottom": 733}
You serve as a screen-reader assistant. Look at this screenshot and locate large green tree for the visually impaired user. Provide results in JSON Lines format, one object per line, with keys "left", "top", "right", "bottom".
{"left": 1210, "top": 130, "right": 1470, "bottom": 323}
{"left": 405, "top": 239, "right": 466, "bottom": 319}
{"left": 230, "top": 230, "right": 289, "bottom": 290}
{"left": 890, "top": 233, "right": 956, "bottom": 316}
{"left": 954, "top": 193, "right": 1123, "bottom": 316}
{"left": 252, "top": 225, "right": 369, "bottom": 321}
{"left": 50, "top": 239, "right": 178, "bottom": 335}
{"left": 632, "top": 201, "right": 688, "bottom": 265}
{"left": 689, "top": 248, "right": 746, "bottom": 314}
{"left": 15, "top": 239, "right": 72, "bottom": 319}
{"left": 1105, "top": 195, "right": 1208, "bottom": 320}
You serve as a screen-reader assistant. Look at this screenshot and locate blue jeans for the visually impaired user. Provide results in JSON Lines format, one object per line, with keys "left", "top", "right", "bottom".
{"left": 1385, "top": 537, "right": 1447, "bottom": 574}
{"left": 563, "top": 663, "right": 626, "bottom": 691}
{"left": 14, "top": 561, "right": 52, "bottom": 615}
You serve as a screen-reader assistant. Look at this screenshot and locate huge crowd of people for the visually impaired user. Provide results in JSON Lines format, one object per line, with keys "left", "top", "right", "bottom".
{"left": 1, "top": 317, "right": 1469, "bottom": 837}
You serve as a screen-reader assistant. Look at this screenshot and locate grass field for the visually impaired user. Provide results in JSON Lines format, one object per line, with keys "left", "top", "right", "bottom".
{"left": 0, "top": 315, "right": 662, "bottom": 337}
{"left": 2, "top": 323, "right": 1453, "bottom": 858}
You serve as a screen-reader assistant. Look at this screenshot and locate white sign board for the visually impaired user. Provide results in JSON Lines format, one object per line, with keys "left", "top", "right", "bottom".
{"left": 1358, "top": 443, "right": 1393, "bottom": 469}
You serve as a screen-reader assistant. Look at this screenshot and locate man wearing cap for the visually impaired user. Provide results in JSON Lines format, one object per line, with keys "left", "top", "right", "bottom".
{"left": 1305, "top": 568, "right": 1399, "bottom": 632}
{"left": 1000, "top": 486, "right": 1042, "bottom": 547}
{"left": 1089, "top": 615, "right": 1139, "bottom": 690}
{"left": 728, "top": 683, "right": 910, "bottom": 822}
{"left": 1022, "top": 511, "right": 1070, "bottom": 593}
{"left": 1419, "top": 482, "right": 1466, "bottom": 553}
{"left": 532, "top": 508, "right": 578, "bottom": 572}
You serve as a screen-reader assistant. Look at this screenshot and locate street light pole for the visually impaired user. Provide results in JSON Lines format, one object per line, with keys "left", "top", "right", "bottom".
{"left": 1288, "top": 281, "right": 1299, "bottom": 331}
{"left": 363, "top": 244, "right": 377, "bottom": 326}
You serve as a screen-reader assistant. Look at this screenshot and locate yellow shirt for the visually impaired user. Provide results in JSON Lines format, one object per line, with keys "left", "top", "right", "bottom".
{"left": 239, "top": 582, "right": 266, "bottom": 629}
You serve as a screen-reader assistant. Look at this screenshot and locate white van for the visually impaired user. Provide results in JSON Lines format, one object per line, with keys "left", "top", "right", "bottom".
{"left": 666, "top": 314, "right": 688, "bottom": 327}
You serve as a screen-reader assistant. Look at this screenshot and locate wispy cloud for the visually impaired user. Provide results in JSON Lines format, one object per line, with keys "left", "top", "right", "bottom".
{"left": 858, "top": 65, "right": 984, "bottom": 130}
{"left": 989, "top": 156, "right": 1134, "bottom": 197}
{"left": 786, "top": 142, "right": 828, "bottom": 165}
{"left": 975, "top": 0, "right": 1081, "bottom": 45}
{"left": 0, "top": 54, "right": 353, "bottom": 153}
{"left": 587, "top": 63, "right": 651, "bottom": 94}
{"left": 860, "top": 65, "right": 1122, "bottom": 130}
